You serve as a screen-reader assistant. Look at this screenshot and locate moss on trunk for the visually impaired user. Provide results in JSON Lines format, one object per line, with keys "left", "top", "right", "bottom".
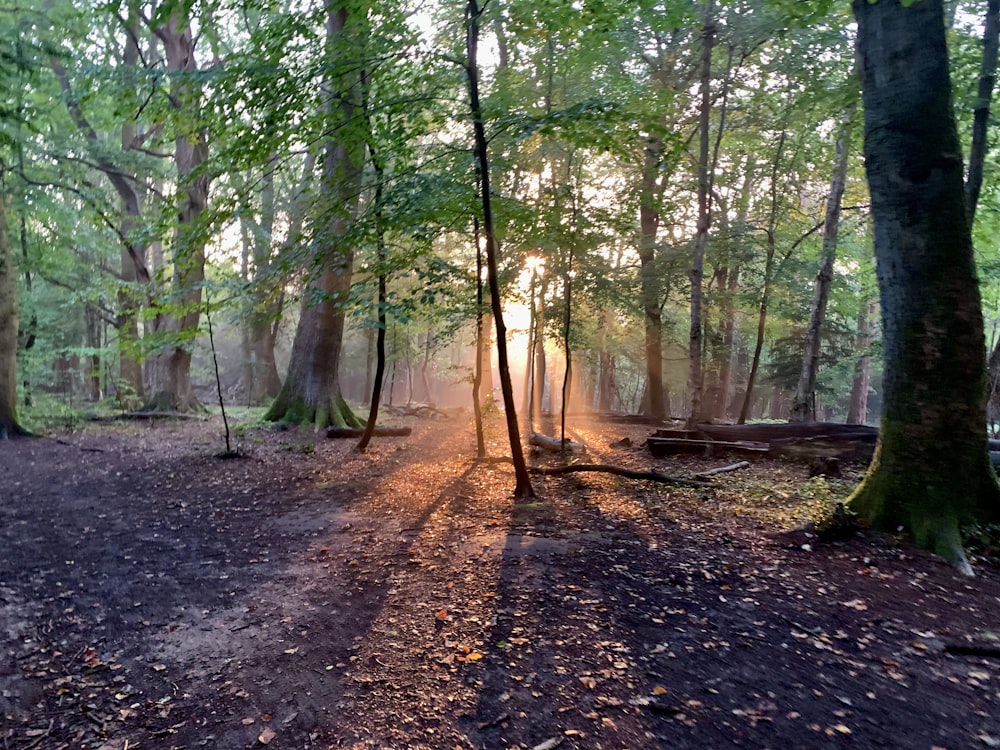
{"left": 850, "top": 0, "right": 1000, "bottom": 573}
{"left": 264, "top": 393, "right": 361, "bottom": 430}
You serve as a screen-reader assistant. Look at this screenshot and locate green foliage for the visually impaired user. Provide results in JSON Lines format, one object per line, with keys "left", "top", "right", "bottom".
{"left": 19, "top": 393, "right": 86, "bottom": 434}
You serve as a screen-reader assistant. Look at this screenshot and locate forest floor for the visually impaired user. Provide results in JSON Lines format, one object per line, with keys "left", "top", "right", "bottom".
{"left": 1, "top": 411, "right": 999, "bottom": 750}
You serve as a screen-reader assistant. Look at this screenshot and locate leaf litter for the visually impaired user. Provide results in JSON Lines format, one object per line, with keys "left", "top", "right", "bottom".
{"left": 0, "top": 416, "right": 997, "bottom": 748}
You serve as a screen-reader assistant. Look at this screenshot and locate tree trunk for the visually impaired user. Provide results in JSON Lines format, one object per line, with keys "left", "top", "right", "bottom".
{"left": 849, "top": 0, "right": 1000, "bottom": 573}
{"left": 147, "top": 10, "right": 209, "bottom": 412}
{"left": 966, "top": 0, "right": 1000, "bottom": 223}
{"left": 846, "top": 299, "right": 874, "bottom": 425}
{"left": 0, "top": 195, "right": 25, "bottom": 437}
{"left": 265, "top": 1, "right": 362, "bottom": 430}
{"left": 472, "top": 219, "right": 486, "bottom": 458}
{"left": 466, "top": 0, "right": 534, "bottom": 499}
{"left": 51, "top": 13, "right": 150, "bottom": 400}
{"left": 597, "top": 310, "right": 617, "bottom": 413}
{"left": 242, "top": 156, "right": 285, "bottom": 405}
{"left": 715, "top": 265, "right": 739, "bottom": 420}
{"left": 479, "top": 311, "right": 495, "bottom": 405}
{"left": 84, "top": 305, "right": 102, "bottom": 402}
{"left": 739, "top": 132, "right": 787, "bottom": 424}
{"left": 791, "top": 99, "right": 856, "bottom": 422}
{"left": 687, "top": 3, "right": 716, "bottom": 427}
{"left": 638, "top": 157, "right": 665, "bottom": 420}
{"left": 357, "top": 112, "right": 388, "bottom": 453}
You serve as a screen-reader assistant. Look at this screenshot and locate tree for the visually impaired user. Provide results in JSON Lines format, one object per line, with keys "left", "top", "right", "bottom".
{"left": 790, "top": 96, "right": 857, "bottom": 422}
{"left": 848, "top": 0, "right": 1000, "bottom": 573}
{"left": 264, "top": 0, "right": 364, "bottom": 429}
{"left": 148, "top": 5, "right": 211, "bottom": 412}
{"left": 0, "top": 189, "right": 25, "bottom": 437}
{"left": 466, "top": 0, "right": 533, "bottom": 499}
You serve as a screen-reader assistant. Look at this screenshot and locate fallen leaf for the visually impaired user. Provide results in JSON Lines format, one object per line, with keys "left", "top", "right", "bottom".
{"left": 652, "top": 685, "right": 668, "bottom": 696}
{"left": 579, "top": 676, "right": 597, "bottom": 689}
{"left": 258, "top": 726, "right": 277, "bottom": 744}
{"left": 283, "top": 647, "right": 298, "bottom": 655}
{"left": 242, "top": 717, "right": 255, "bottom": 725}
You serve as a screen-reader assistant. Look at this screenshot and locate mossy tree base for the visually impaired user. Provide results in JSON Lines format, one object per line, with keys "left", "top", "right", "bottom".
{"left": 264, "top": 393, "right": 362, "bottom": 430}
{"left": 848, "top": 424, "right": 1000, "bottom": 575}
{"left": 850, "top": 0, "right": 1000, "bottom": 576}
{"left": 143, "top": 390, "right": 205, "bottom": 414}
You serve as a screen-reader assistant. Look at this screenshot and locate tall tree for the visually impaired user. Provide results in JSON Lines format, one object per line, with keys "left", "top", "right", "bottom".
{"left": 265, "top": 0, "right": 364, "bottom": 429}
{"left": 848, "top": 0, "right": 1000, "bottom": 573}
{"left": 0, "top": 189, "right": 24, "bottom": 437}
{"left": 686, "top": 0, "right": 717, "bottom": 427}
{"left": 466, "top": 0, "right": 533, "bottom": 498}
{"left": 147, "top": 4, "right": 211, "bottom": 411}
{"left": 790, "top": 97, "right": 857, "bottom": 422}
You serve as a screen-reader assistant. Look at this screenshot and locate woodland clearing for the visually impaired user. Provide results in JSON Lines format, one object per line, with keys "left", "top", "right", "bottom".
{"left": 1, "top": 413, "right": 999, "bottom": 750}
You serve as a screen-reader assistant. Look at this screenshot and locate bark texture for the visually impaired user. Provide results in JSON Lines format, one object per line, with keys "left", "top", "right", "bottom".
{"left": 0, "top": 195, "right": 25, "bottom": 436}
{"left": 265, "top": 3, "right": 362, "bottom": 430}
{"left": 147, "top": 10, "right": 209, "bottom": 412}
{"left": 849, "top": 0, "right": 1000, "bottom": 572}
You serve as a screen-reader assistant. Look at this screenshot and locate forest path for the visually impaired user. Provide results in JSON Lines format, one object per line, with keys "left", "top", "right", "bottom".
{"left": 1, "top": 414, "right": 999, "bottom": 749}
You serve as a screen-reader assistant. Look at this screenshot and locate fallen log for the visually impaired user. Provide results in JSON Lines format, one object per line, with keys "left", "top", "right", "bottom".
{"left": 529, "top": 432, "right": 586, "bottom": 455}
{"left": 326, "top": 426, "right": 412, "bottom": 439}
{"left": 647, "top": 437, "right": 768, "bottom": 458}
{"left": 696, "top": 422, "right": 878, "bottom": 443}
{"left": 694, "top": 461, "right": 750, "bottom": 479}
{"left": 529, "top": 463, "right": 710, "bottom": 488}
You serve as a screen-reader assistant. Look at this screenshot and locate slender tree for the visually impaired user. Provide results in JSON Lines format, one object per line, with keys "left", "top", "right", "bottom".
{"left": 466, "top": 0, "right": 533, "bottom": 498}
{"left": 790, "top": 97, "right": 857, "bottom": 422}
{"left": 687, "top": 0, "right": 717, "bottom": 427}
{"left": 848, "top": 0, "right": 1000, "bottom": 573}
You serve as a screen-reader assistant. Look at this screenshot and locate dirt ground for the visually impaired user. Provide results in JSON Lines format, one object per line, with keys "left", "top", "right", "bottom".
{"left": 1, "top": 412, "right": 999, "bottom": 750}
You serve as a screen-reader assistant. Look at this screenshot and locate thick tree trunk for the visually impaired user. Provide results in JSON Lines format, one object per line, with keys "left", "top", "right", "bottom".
{"left": 0, "top": 195, "right": 25, "bottom": 437}
{"left": 265, "top": 1, "right": 362, "bottom": 430}
{"left": 791, "top": 101, "right": 856, "bottom": 422}
{"left": 148, "top": 11, "right": 209, "bottom": 412}
{"left": 849, "top": 0, "right": 1000, "bottom": 573}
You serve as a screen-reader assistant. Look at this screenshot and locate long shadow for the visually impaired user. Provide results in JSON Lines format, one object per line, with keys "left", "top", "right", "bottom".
{"left": 461, "top": 434, "right": 997, "bottom": 749}
{"left": 0, "top": 422, "right": 480, "bottom": 748}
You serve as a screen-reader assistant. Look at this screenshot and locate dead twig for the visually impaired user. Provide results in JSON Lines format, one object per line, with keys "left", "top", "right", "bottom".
{"left": 695, "top": 461, "right": 750, "bottom": 479}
